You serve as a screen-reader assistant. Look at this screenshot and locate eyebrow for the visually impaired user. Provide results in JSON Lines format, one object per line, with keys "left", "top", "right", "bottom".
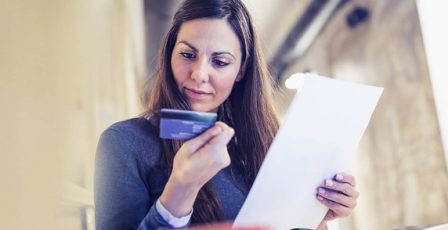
{"left": 177, "top": 41, "right": 236, "bottom": 59}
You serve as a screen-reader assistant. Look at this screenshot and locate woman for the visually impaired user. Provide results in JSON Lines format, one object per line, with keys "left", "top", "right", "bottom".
{"left": 94, "top": 0, "right": 359, "bottom": 229}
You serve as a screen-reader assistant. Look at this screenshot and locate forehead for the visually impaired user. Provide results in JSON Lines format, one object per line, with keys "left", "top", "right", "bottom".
{"left": 176, "top": 18, "right": 242, "bottom": 56}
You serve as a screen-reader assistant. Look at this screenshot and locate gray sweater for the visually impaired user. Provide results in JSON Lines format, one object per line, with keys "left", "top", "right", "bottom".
{"left": 94, "top": 118, "right": 249, "bottom": 230}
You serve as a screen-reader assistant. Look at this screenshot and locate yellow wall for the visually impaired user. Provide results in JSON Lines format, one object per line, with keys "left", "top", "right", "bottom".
{"left": 0, "top": 0, "right": 145, "bottom": 229}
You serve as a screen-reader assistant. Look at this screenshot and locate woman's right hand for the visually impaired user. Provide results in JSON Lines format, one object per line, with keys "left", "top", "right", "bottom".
{"left": 171, "top": 121, "right": 235, "bottom": 187}
{"left": 159, "top": 121, "right": 235, "bottom": 217}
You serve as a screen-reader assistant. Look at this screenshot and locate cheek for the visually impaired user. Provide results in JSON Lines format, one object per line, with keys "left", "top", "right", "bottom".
{"left": 213, "top": 74, "right": 238, "bottom": 96}
{"left": 171, "top": 57, "right": 189, "bottom": 84}
{"left": 212, "top": 66, "right": 241, "bottom": 95}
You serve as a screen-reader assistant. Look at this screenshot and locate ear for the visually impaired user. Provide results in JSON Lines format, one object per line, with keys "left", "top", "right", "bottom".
{"left": 236, "top": 73, "right": 243, "bottom": 82}
{"left": 236, "top": 64, "right": 246, "bottom": 82}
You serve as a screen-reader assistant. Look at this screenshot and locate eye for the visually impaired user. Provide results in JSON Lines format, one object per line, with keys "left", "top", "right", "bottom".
{"left": 212, "top": 59, "right": 229, "bottom": 67}
{"left": 180, "top": 52, "right": 195, "bottom": 59}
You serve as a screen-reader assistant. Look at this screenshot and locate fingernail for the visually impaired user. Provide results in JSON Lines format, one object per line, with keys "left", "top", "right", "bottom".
{"left": 318, "top": 188, "right": 325, "bottom": 194}
{"left": 229, "top": 128, "right": 235, "bottom": 135}
{"left": 326, "top": 179, "right": 333, "bottom": 187}
{"left": 336, "top": 174, "right": 344, "bottom": 181}
{"left": 212, "top": 126, "right": 222, "bottom": 135}
{"left": 317, "top": 195, "right": 324, "bottom": 201}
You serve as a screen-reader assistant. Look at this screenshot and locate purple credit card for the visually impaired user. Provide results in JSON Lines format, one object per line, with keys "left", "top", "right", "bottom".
{"left": 160, "top": 108, "right": 218, "bottom": 140}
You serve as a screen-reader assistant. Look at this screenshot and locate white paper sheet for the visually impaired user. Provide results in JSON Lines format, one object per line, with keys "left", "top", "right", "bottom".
{"left": 233, "top": 74, "right": 383, "bottom": 230}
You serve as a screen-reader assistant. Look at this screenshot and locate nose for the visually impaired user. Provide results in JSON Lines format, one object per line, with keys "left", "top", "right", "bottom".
{"left": 190, "top": 58, "right": 209, "bottom": 83}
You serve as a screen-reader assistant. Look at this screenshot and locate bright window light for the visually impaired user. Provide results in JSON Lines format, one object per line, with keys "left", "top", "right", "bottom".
{"left": 285, "top": 72, "right": 306, "bottom": 90}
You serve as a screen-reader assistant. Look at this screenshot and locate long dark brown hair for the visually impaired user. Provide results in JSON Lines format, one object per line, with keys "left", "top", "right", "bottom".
{"left": 142, "top": 0, "right": 279, "bottom": 224}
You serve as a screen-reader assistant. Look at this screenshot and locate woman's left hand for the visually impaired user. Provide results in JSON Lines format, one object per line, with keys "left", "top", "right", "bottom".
{"left": 316, "top": 172, "right": 359, "bottom": 222}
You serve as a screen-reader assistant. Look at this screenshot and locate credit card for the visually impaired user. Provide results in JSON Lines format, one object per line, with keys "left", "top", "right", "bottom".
{"left": 160, "top": 108, "right": 218, "bottom": 140}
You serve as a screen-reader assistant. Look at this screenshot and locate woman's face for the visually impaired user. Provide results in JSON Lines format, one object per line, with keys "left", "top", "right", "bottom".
{"left": 171, "top": 18, "right": 242, "bottom": 113}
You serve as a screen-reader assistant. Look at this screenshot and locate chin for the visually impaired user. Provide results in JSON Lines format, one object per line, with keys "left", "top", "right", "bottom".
{"left": 190, "top": 104, "right": 218, "bottom": 113}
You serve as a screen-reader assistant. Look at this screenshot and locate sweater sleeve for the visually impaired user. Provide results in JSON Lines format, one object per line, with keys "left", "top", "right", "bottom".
{"left": 94, "top": 127, "right": 180, "bottom": 230}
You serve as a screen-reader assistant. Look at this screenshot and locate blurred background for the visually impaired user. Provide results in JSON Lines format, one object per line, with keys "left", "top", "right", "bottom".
{"left": 1, "top": 0, "right": 447, "bottom": 229}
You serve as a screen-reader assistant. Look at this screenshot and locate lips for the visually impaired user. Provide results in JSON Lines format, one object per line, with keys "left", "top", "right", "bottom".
{"left": 184, "top": 87, "right": 212, "bottom": 100}
{"left": 186, "top": 88, "right": 209, "bottom": 94}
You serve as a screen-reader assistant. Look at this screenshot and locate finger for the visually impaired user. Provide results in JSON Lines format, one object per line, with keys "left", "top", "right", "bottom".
{"left": 317, "top": 195, "right": 352, "bottom": 217}
{"left": 194, "top": 124, "right": 234, "bottom": 168}
{"left": 206, "top": 122, "right": 235, "bottom": 147}
{"left": 184, "top": 123, "right": 223, "bottom": 153}
{"left": 334, "top": 172, "right": 356, "bottom": 187}
{"left": 197, "top": 124, "right": 234, "bottom": 158}
{"left": 317, "top": 187, "right": 357, "bottom": 208}
{"left": 321, "top": 179, "right": 359, "bottom": 198}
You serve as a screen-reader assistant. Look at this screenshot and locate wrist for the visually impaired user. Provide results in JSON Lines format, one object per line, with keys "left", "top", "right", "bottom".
{"left": 169, "top": 171, "right": 200, "bottom": 189}
{"left": 160, "top": 176, "right": 200, "bottom": 217}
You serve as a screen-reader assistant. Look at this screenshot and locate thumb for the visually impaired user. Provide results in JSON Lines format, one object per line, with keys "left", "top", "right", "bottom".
{"left": 183, "top": 123, "right": 223, "bottom": 153}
